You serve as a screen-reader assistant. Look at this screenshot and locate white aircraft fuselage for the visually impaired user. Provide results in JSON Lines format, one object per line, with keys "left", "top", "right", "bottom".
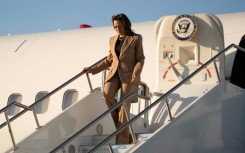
{"left": 0, "top": 12, "right": 245, "bottom": 153}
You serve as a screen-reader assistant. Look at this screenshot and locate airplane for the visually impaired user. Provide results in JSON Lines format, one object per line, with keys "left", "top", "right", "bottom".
{"left": 0, "top": 11, "right": 245, "bottom": 153}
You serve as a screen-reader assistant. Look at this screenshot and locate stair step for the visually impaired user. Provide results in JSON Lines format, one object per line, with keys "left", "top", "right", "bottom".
{"left": 79, "top": 133, "right": 153, "bottom": 153}
{"left": 137, "top": 133, "right": 153, "bottom": 142}
{"left": 79, "top": 144, "right": 132, "bottom": 153}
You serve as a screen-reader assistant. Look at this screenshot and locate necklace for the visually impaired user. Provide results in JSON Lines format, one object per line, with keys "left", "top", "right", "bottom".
{"left": 119, "top": 36, "right": 126, "bottom": 40}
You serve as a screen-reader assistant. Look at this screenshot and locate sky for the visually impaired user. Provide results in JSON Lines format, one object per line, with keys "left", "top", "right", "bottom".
{"left": 0, "top": 0, "right": 245, "bottom": 36}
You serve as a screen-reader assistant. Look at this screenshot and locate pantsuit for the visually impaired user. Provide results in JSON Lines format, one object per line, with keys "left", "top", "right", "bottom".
{"left": 91, "top": 33, "right": 145, "bottom": 144}
{"left": 103, "top": 72, "right": 135, "bottom": 143}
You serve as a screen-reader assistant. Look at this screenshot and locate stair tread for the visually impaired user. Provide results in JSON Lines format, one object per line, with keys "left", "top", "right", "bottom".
{"left": 79, "top": 133, "right": 153, "bottom": 152}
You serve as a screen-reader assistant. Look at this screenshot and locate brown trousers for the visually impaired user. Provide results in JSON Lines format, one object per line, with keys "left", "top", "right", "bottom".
{"left": 103, "top": 72, "right": 135, "bottom": 144}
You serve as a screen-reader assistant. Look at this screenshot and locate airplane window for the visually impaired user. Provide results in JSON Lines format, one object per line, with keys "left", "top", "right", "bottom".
{"left": 7, "top": 93, "right": 22, "bottom": 116}
{"left": 62, "top": 89, "right": 78, "bottom": 110}
{"left": 34, "top": 91, "right": 49, "bottom": 114}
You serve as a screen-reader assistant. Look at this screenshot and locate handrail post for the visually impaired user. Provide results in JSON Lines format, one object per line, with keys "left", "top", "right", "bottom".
{"left": 165, "top": 98, "right": 173, "bottom": 121}
{"left": 137, "top": 85, "right": 143, "bottom": 115}
{"left": 86, "top": 72, "right": 93, "bottom": 92}
{"left": 144, "top": 98, "right": 149, "bottom": 120}
{"left": 4, "top": 111, "right": 16, "bottom": 150}
{"left": 213, "top": 61, "right": 221, "bottom": 83}
{"left": 143, "top": 83, "right": 150, "bottom": 120}
{"left": 108, "top": 142, "right": 114, "bottom": 153}
{"left": 32, "top": 109, "right": 41, "bottom": 129}
{"left": 123, "top": 103, "right": 137, "bottom": 144}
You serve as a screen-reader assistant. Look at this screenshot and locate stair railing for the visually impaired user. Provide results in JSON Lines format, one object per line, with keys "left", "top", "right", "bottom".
{"left": 51, "top": 44, "right": 245, "bottom": 153}
{"left": 0, "top": 56, "right": 106, "bottom": 150}
{"left": 0, "top": 102, "right": 41, "bottom": 150}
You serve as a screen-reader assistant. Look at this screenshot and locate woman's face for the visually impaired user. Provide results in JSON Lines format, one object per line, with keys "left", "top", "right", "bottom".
{"left": 113, "top": 20, "right": 126, "bottom": 36}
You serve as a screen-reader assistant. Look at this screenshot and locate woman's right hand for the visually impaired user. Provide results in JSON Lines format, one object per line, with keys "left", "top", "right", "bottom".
{"left": 82, "top": 67, "right": 92, "bottom": 73}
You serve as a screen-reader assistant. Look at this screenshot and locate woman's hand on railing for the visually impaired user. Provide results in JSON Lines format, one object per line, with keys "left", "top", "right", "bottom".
{"left": 131, "top": 74, "right": 141, "bottom": 85}
{"left": 83, "top": 67, "right": 92, "bottom": 73}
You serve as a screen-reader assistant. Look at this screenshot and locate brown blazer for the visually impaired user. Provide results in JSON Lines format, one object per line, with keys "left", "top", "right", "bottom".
{"left": 91, "top": 33, "right": 145, "bottom": 84}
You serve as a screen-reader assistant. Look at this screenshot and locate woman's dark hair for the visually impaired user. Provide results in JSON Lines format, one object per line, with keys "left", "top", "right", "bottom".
{"left": 112, "top": 13, "right": 135, "bottom": 35}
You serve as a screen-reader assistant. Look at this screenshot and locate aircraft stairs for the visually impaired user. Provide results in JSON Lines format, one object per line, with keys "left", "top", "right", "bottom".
{"left": 1, "top": 44, "right": 245, "bottom": 153}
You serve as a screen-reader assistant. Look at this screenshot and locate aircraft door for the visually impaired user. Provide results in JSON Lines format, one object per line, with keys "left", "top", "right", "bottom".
{"left": 155, "top": 14, "right": 225, "bottom": 92}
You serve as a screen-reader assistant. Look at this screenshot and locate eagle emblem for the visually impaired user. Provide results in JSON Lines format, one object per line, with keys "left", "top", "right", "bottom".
{"left": 172, "top": 14, "right": 197, "bottom": 40}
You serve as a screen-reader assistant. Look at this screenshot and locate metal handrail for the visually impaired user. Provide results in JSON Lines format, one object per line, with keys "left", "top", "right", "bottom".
{"left": 0, "top": 102, "right": 40, "bottom": 128}
{"left": 88, "top": 44, "right": 245, "bottom": 152}
{"left": 0, "top": 102, "right": 31, "bottom": 113}
{"left": 0, "top": 102, "right": 40, "bottom": 150}
{"left": 0, "top": 56, "right": 106, "bottom": 130}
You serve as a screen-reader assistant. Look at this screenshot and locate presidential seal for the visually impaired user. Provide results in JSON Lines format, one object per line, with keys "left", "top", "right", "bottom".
{"left": 172, "top": 14, "right": 197, "bottom": 40}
